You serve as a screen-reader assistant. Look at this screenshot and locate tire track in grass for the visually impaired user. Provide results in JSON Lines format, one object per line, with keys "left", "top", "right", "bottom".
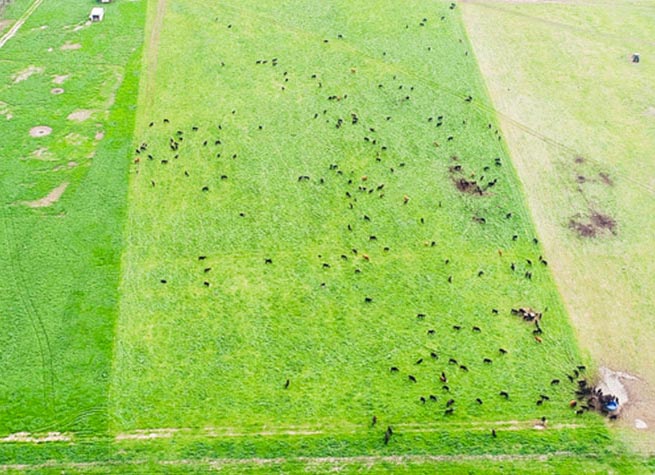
{"left": 0, "top": 451, "right": 592, "bottom": 471}
{"left": 0, "top": 210, "right": 55, "bottom": 412}
{"left": 142, "top": 0, "right": 167, "bottom": 110}
{"left": 0, "top": 0, "right": 45, "bottom": 49}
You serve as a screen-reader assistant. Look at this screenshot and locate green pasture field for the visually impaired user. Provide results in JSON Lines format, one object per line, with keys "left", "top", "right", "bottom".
{"left": 0, "top": 0, "right": 648, "bottom": 472}
{"left": 113, "top": 0, "right": 602, "bottom": 456}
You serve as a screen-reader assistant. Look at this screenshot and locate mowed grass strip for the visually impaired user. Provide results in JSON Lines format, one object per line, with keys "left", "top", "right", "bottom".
{"left": 112, "top": 0, "right": 598, "bottom": 448}
{"left": 0, "top": 1, "right": 146, "bottom": 434}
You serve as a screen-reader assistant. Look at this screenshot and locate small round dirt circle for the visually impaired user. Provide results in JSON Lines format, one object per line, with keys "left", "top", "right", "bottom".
{"left": 30, "top": 126, "right": 52, "bottom": 138}
{"left": 51, "top": 88, "right": 64, "bottom": 95}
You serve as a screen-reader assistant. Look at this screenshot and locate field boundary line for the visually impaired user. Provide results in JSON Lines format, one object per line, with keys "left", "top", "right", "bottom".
{"left": 0, "top": 451, "right": 596, "bottom": 471}
{"left": 0, "top": 0, "right": 45, "bottom": 50}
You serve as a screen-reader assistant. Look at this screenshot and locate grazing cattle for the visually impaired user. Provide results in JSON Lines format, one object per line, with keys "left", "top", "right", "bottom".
{"left": 452, "top": 325, "right": 461, "bottom": 331}
{"left": 149, "top": 122, "right": 154, "bottom": 127}
{"left": 160, "top": 279, "right": 167, "bottom": 284}
{"left": 264, "top": 258, "right": 273, "bottom": 264}
{"left": 499, "top": 348, "right": 507, "bottom": 354}
{"left": 202, "top": 186, "right": 209, "bottom": 192}
{"left": 284, "top": 379, "right": 290, "bottom": 389}
{"left": 477, "top": 271, "right": 484, "bottom": 277}
{"left": 204, "top": 268, "right": 212, "bottom": 273}
{"left": 492, "top": 429, "right": 497, "bottom": 438}
{"left": 476, "top": 398, "right": 483, "bottom": 405}
{"left": 483, "top": 358, "right": 492, "bottom": 364}
{"left": 448, "top": 358, "right": 458, "bottom": 365}
{"left": 390, "top": 367, "right": 399, "bottom": 372}
{"left": 499, "top": 391, "right": 509, "bottom": 399}
{"left": 430, "top": 352, "right": 438, "bottom": 359}
{"left": 430, "top": 395, "right": 437, "bottom": 401}
{"left": 203, "top": 281, "right": 210, "bottom": 287}
{"left": 444, "top": 408, "right": 454, "bottom": 415}
{"left": 415, "top": 358, "right": 423, "bottom": 365}
{"left": 198, "top": 256, "right": 207, "bottom": 260}
{"left": 442, "top": 385, "right": 450, "bottom": 392}
{"left": 534, "top": 336, "right": 542, "bottom": 343}
{"left": 408, "top": 375, "right": 417, "bottom": 383}
{"left": 427, "top": 329, "right": 435, "bottom": 335}
{"left": 417, "top": 313, "right": 426, "bottom": 319}
{"left": 510, "top": 263, "right": 515, "bottom": 271}
{"left": 446, "top": 399, "right": 455, "bottom": 407}
{"left": 364, "top": 297, "right": 373, "bottom": 303}
{"left": 372, "top": 415, "right": 377, "bottom": 427}
{"left": 420, "top": 396, "right": 426, "bottom": 404}
{"left": 440, "top": 372, "right": 447, "bottom": 382}
{"left": 460, "top": 365, "right": 469, "bottom": 372}
{"left": 322, "top": 263, "right": 331, "bottom": 269}
{"left": 472, "top": 326, "right": 481, "bottom": 332}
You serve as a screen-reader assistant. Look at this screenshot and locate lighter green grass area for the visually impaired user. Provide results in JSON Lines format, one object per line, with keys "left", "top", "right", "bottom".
{"left": 111, "top": 0, "right": 597, "bottom": 449}
{"left": 462, "top": 0, "right": 655, "bottom": 451}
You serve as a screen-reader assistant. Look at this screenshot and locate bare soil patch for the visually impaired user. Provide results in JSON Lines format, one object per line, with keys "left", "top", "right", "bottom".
{"left": 29, "top": 126, "right": 52, "bottom": 137}
{"left": 116, "top": 429, "right": 179, "bottom": 441}
{"left": 12, "top": 65, "right": 44, "bottom": 83}
{"left": 67, "top": 109, "right": 93, "bottom": 122}
{"left": 0, "top": 20, "right": 11, "bottom": 35}
{"left": 569, "top": 210, "right": 616, "bottom": 238}
{"left": 598, "top": 172, "right": 613, "bottom": 186}
{"left": 448, "top": 160, "right": 487, "bottom": 196}
{"left": 51, "top": 87, "right": 64, "bottom": 95}
{"left": 95, "top": 131, "right": 105, "bottom": 140}
{"left": 0, "top": 432, "right": 70, "bottom": 444}
{"left": 645, "top": 106, "right": 655, "bottom": 117}
{"left": 60, "top": 42, "right": 81, "bottom": 51}
{"left": 23, "top": 182, "right": 69, "bottom": 208}
{"left": 52, "top": 74, "right": 69, "bottom": 84}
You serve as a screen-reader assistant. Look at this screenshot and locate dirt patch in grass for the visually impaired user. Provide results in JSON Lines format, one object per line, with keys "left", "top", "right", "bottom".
{"left": 60, "top": 42, "right": 81, "bottom": 51}
{"left": 95, "top": 131, "right": 105, "bottom": 140}
{"left": 67, "top": 109, "right": 93, "bottom": 121}
{"left": 116, "top": 429, "right": 179, "bottom": 441}
{"left": 52, "top": 74, "right": 69, "bottom": 84}
{"left": 598, "top": 172, "right": 613, "bottom": 186}
{"left": 51, "top": 87, "right": 64, "bottom": 95}
{"left": 29, "top": 126, "right": 52, "bottom": 137}
{"left": 645, "top": 106, "right": 655, "bottom": 117}
{"left": 0, "top": 432, "right": 71, "bottom": 444}
{"left": 23, "top": 182, "right": 69, "bottom": 208}
{"left": 448, "top": 160, "right": 487, "bottom": 196}
{"left": 12, "top": 65, "right": 44, "bottom": 83}
{"left": 0, "top": 20, "right": 12, "bottom": 35}
{"left": 569, "top": 210, "right": 617, "bottom": 238}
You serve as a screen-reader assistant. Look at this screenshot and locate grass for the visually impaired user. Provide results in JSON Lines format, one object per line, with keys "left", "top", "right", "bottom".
{"left": 113, "top": 0, "right": 593, "bottom": 448}
{"left": 0, "top": 0, "right": 649, "bottom": 471}
{"left": 461, "top": 0, "right": 655, "bottom": 451}
{"left": 0, "top": 0, "right": 145, "bottom": 434}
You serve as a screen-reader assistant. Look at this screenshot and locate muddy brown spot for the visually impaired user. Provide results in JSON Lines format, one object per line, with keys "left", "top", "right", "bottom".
{"left": 599, "top": 172, "right": 613, "bottom": 186}
{"left": 51, "top": 88, "right": 64, "bottom": 95}
{"left": 574, "top": 156, "right": 585, "bottom": 164}
{"left": 569, "top": 210, "right": 617, "bottom": 238}
{"left": 576, "top": 175, "right": 586, "bottom": 183}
